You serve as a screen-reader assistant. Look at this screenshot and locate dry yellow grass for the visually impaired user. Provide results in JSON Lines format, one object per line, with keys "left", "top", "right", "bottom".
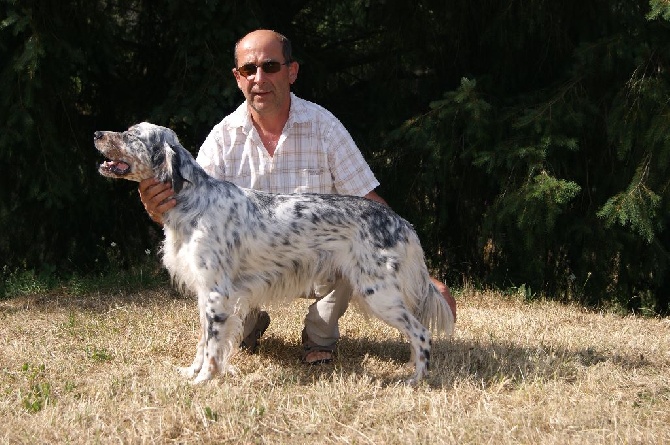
{"left": 1, "top": 286, "right": 668, "bottom": 444}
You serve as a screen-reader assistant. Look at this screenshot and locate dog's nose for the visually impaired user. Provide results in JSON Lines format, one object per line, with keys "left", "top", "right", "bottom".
{"left": 94, "top": 131, "right": 104, "bottom": 140}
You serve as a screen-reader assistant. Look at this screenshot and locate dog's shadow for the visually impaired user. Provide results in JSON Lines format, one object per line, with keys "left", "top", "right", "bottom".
{"left": 252, "top": 333, "right": 648, "bottom": 389}
{"left": 255, "top": 335, "right": 420, "bottom": 386}
{"left": 7, "top": 291, "right": 648, "bottom": 389}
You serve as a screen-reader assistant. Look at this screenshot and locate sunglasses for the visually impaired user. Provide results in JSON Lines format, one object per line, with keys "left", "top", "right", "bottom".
{"left": 236, "top": 61, "right": 290, "bottom": 77}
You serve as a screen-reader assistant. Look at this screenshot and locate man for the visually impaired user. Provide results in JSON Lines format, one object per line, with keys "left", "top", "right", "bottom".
{"left": 139, "top": 29, "right": 456, "bottom": 364}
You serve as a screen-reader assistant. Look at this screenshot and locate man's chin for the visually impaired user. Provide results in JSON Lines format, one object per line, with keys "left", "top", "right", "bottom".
{"left": 249, "top": 98, "right": 276, "bottom": 113}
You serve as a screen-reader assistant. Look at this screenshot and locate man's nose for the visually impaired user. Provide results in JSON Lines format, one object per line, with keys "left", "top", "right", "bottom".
{"left": 253, "top": 67, "right": 268, "bottom": 82}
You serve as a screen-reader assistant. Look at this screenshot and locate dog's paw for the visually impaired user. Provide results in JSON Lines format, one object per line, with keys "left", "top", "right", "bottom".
{"left": 404, "top": 366, "right": 428, "bottom": 386}
{"left": 191, "top": 356, "right": 225, "bottom": 384}
{"left": 178, "top": 365, "right": 200, "bottom": 379}
{"left": 192, "top": 368, "right": 215, "bottom": 384}
{"left": 190, "top": 363, "right": 237, "bottom": 384}
{"left": 405, "top": 376, "right": 420, "bottom": 386}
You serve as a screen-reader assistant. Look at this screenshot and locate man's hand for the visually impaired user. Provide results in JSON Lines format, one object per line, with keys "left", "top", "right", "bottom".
{"left": 430, "top": 277, "right": 457, "bottom": 323}
{"left": 138, "top": 178, "right": 176, "bottom": 225}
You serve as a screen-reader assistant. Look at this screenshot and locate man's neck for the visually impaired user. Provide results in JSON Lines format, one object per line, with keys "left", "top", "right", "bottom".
{"left": 248, "top": 93, "right": 291, "bottom": 132}
{"left": 251, "top": 110, "right": 288, "bottom": 135}
{"left": 248, "top": 99, "right": 291, "bottom": 156}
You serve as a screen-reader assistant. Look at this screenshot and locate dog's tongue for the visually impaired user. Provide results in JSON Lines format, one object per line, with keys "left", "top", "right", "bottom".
{"left": 103, "top": 160, "right": 130, "bottom": 174}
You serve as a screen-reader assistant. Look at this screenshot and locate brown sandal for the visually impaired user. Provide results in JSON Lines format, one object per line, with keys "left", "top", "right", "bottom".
{"left": 302, "top": 346, "right": 335, "bottom": 365}
{"left": 301, "top": 328, "right": 335, "bottom": 364}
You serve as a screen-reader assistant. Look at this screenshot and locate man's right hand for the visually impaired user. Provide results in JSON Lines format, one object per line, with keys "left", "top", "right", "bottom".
{"left": 138, "top": 178, "right": 176, "bottom": 225}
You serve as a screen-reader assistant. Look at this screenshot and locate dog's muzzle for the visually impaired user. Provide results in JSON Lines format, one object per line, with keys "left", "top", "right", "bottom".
{"left": 94, "top": 131, "right": 131, "bottom": 176}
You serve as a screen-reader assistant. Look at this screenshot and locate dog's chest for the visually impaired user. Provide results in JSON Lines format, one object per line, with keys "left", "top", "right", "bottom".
{"left": 161, "top": 220, "right": 243, "bottom": 282}
{"left": 162, "top": 229, "right": 193, "bottom": 274}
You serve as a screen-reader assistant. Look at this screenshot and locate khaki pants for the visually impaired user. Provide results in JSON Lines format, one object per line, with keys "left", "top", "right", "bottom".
{"left": 241, "top": 276, "right": 352, "bottom": 348}
{"left": 302, "top": 276, "right": 352, "bottom": 348}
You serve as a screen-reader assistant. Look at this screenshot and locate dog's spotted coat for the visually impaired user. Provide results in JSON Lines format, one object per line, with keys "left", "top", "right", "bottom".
{"left": 94, "top": 122, "right": 454, "bottom": 384}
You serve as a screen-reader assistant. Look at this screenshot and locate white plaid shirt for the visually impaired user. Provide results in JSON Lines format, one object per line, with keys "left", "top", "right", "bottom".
{"left": 196, "top": 93, "right": 379, "bottom": 196}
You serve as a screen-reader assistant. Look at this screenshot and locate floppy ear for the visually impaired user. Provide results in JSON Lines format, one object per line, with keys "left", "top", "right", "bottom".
{"left": 150, "top": 139, "right": 185, "bottom": 193}
{"left": 150, "top": 128, "right": 194, "bottom": 194}
{"left": 167, "top": 146, "right": 185, "bottom": 193}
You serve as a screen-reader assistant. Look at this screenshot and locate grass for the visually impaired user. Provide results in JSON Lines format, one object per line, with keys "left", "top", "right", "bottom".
{"left": 0, "top": 284, "right": 668, "bottom": 444}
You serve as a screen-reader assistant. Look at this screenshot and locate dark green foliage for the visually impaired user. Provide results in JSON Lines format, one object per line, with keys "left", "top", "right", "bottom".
{"left": 378, "top": 0, "right": 670, "bottom": 313}
{"left": 1, "top": 0, "right": 668, "bottom": 313}
{"left": 0, "top": 0, "right": 252, "bottom": 275}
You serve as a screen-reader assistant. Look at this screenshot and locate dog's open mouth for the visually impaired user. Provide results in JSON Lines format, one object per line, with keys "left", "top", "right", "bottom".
{"left": 100, "top": 159, "right": 131, "bottom": 176}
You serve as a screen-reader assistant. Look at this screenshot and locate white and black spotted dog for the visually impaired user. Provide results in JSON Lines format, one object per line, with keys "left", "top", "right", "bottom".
{"left": 94, "top": 122, "right": 454, "bottom": 384}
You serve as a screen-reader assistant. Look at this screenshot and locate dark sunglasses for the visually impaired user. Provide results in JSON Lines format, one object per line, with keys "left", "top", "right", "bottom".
{"left": 236, "top": 61, "right": 290, "bottom": 77}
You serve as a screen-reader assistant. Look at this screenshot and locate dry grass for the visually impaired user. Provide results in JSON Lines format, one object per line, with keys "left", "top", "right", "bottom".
{"left": 1, "top": 286, "right": 669, "bottom": 444}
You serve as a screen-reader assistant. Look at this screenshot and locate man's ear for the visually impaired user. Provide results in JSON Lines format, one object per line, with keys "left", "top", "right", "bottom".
{"left": 233, "top": 67, "right": 244, "bottom": 89}
{"left": 288, "top": 61, "right": 299, "bottom": 85}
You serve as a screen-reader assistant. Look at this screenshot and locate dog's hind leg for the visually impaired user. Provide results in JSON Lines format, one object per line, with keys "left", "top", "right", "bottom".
{"left": 192, "top": 291, "right": 243, "bottom": 384}
{"left": 362, "top": 290, "right": 432, "bottom": 385}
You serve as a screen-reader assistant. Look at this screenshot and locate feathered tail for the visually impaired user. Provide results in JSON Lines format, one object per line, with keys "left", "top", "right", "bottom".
{"left": 401, "top": 231, "right": 455, "bottom": 337}
{"left": 415, "top": 280, "right": 455, "bottom": 337}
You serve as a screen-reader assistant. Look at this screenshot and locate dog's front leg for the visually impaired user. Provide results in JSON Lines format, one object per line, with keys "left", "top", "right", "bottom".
{"left": 193, "top": 291, "right": 243, "bottom": 384}
{"left": 178, "top": 311, "right": 206, "bottom": 378}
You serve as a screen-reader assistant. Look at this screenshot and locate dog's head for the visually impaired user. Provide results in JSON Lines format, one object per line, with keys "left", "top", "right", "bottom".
{"left": 94, "top": 122, "right": 191, "bottom": 192}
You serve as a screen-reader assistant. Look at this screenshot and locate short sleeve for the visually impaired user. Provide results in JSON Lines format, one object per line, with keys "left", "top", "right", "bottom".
{"left": 196, "top": 125, "right": 225, "bottom": 179}
{"left": 325, "top": 120, "right": 380, "bottom": 197}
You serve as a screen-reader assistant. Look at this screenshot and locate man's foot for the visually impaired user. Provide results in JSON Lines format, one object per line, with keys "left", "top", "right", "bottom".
{"left": 302, "top": 349, "right": 334, "bottom": 365}
{"left": 301, "top": 328, "right": 335, "bottom": 364}
{"left": 239, "top": 311, "right": 270, "bottom": 353}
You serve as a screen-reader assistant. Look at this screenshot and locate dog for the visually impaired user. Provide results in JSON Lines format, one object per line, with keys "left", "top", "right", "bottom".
{"left": 94, "top": 122, "right": 454, "bottom": 384}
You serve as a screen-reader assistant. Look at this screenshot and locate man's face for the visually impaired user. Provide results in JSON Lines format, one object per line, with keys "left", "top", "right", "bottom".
{"left": 233, "top": 31, "right": 298, "bottom": 116}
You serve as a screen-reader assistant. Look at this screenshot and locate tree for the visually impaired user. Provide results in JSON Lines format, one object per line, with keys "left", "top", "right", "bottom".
{"left": 2, "top": 0, "right": 668, "bottom": 313}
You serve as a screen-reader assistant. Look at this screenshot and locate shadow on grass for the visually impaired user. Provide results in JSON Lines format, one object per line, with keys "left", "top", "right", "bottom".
{"left": 3, "top": 289, "right": 651, "bottom": 389}
{"left": 249, "top": 333, "right": 651, "bottom": 390}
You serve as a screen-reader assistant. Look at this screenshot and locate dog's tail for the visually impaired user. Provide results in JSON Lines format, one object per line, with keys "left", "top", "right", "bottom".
{"left": 402, "top": 234, "right": 455, "bottom": 337}
{"left": 414, "top": 280, "right": 455, "bottom": 337}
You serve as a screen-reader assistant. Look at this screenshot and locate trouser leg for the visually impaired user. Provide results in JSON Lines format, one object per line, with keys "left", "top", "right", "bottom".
{"left": 302, "top": 276, "right": 353, "bottom": 348}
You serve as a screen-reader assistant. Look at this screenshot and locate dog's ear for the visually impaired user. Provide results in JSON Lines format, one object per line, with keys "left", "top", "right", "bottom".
{"left": 149, "top": 139, "right": 183, "bottom": 193}
{"left": 150, "top": 128, "right": 194, "bottom": 194}
{"left": 167, "top": 146, "right": 185, "bottom": 193}
{"left": 150, "top": 143, "right": 167, "bottom": 178}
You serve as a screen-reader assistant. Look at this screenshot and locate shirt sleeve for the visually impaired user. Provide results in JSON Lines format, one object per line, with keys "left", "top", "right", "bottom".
{"left": 325, "top": 118, "right": 380, "bottom": 197}
{"left": 196, "top": 125, "right": 225, "bottom": 179}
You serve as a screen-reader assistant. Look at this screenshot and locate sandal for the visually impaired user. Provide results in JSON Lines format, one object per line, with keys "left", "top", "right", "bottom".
{"left": 302, "top": 346, "right": 335, "bottom": 365}
{"left": 301, "top": 328, "right": 335, "bottom": 364}
{"left": 239, "top": 310, "right": 270, "bottom": 353}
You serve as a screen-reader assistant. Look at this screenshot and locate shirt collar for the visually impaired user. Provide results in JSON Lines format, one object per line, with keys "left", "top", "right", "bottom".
{"left": 286, "top": 93, "right": 311, "bottom": 125}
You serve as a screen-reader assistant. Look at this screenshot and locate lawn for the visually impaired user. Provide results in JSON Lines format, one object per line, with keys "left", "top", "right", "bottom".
{"left": 1, "top": 286, "right": 668, "bottom": 444}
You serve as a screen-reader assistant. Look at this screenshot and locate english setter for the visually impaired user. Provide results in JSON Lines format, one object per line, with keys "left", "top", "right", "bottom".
{"left": 94, "top": 122, "right": 454, "bottom": 384}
